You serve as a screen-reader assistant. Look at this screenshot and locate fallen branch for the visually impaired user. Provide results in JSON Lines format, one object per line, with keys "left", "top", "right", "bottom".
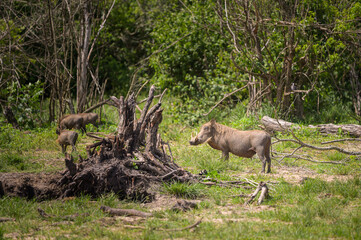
{"left": 244, "top": 182, "right": 269, "bottom": 205}
{"left": 274, "top": 153, "right": 347, "bottom": 165}
{"left": 321, "top": 138, "right": 361, "bottom": 144}
{"left": 229, "top": 194, "right": 250, "bottom": 198}
{"left": 199, "top": 178, "right": 252, "bottom": 188}
{"left": 0, "top": 217, "right": 16, "bottom": 222}
{"left": 257, "top": 183, "right": 269, "bottom": 205}
{"left": 261, "top": 116, "right": 300, "bottom": 132}
{"left": 100, "top": 205, "right": 153, "bottom": 218}
{"left": 271, "top": 126, "right": 361, "bottom": 165}
{"left": 38, "top": 208, "right": 89, "bottom": 220}
{"left": 281, "top": 134, "right": 361, "bottom": 156}
{"left": 123, "top": 218, "right": 203, "bottom": 231}
{"left": 38, "top": 208, "right": 53, "bottom": 218}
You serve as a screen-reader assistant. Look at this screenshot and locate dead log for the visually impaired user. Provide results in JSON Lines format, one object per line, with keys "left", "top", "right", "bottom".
{"left": 310, "top": 123, "right": 361, "bottom": 137}
{"left": 261, "top": 116, "right": 299, "bottom": 132}
{"left": 261, "top": 116, "right": 361, "bottom": 137}
{"left": 100, "top": 205, "right": 153, "bottom": 217}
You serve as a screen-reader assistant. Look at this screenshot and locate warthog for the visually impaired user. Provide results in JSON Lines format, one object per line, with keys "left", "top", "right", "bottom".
{"left": 58, "top": 112, "right": 99, "bottom": 132}
{"left": 57, "top": 114, "right": 85, "bottom": 134}
{"left": 189, "top": 119, "right": 272, "bottom": 173}
{"left": 56, "top": 130, "right": 78, "bottom": 154}
{"left": 78, "top": 112, "right": 99, "bottom": 130}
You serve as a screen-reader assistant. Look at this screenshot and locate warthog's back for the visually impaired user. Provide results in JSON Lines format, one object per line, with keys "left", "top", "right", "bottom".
{"left": 211, "top": 123, "right": 271, "bottom": 158}
{"left": 79, "top": 113, "right": 98, "bottom": 124}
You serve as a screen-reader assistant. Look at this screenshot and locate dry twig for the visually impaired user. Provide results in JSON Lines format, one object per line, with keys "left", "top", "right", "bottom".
{"left": 100, "top": 205, "right": 153, "bottom": 218}
{"left": 123, "top": 218, "right": 203, "bottom": 231}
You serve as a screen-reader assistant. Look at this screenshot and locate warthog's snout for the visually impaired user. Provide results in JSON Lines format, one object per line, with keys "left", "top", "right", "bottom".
{"left": 189, "top": 137, "right": 198, "bottom": 145}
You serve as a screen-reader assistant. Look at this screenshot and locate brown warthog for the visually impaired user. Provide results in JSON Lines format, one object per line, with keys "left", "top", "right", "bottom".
{"left": 58, "top": 112, "right": 99, "bottom": 132}
{"left": 57, "top": 114, "right": 85, "bottom": 134}
{"left": 189, "top": 120, "right": 272, "bottom": 173}
{"left": 56, "top": 130, "right": 78, "bottom": 154}
{"left": 78, "top": 112, "right": 99, "bottom": 130}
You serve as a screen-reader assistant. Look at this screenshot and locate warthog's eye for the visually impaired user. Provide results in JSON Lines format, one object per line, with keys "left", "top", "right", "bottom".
{"left": 204, "top": 126, "right": 209, "bottom": 131}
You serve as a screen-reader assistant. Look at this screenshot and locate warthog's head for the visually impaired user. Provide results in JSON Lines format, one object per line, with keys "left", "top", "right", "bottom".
{"left": 189, "top": 119, "right": 215, "bottom": 145}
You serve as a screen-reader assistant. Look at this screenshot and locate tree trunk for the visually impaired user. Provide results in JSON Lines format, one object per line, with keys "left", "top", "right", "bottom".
{"left": 350, "top": 63, "right": 361, "bottom": 117}
{"left": 3, "top": 106, "right": 20, "bottom": 129}
{"left": 261, "top": 116, "right": 361, "bottom": 138}
{"left": 77, "top": 0, "right": 91, "bottom": 113}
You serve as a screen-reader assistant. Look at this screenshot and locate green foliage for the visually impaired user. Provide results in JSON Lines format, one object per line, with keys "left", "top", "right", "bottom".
{"left": 147, "top": 0, "right": 244, "bottom": 124}
{"left": 1, "top": 80, "right": 43, "bottom": 129}
{"left": 96, "top": 1, "right": 152, "bottom": 95}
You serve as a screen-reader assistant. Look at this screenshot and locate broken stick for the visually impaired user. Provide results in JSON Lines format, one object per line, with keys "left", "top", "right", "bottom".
{"left": 0, "top": 217, "right": 16, "bottom": 222}
{"left": 100, "top": 205, "right": 153, "bottom": 218}
{"left": 123, "top": 218, "right": 203, "bottom": 231}
{"left": 244, "top": 182, "right": 269, "bottom": 205}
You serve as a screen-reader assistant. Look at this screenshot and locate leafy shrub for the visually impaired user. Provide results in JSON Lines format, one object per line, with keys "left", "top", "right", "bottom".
{"left": 1, "top": 80, "right": 43, "bottom": 129}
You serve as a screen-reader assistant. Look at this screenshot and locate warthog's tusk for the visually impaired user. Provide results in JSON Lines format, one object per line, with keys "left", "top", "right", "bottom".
{"left": 205, "top": 137, "right": 212, "bottom": 143}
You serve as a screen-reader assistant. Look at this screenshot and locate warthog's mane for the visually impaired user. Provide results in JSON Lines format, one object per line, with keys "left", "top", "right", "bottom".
{"left": 212, "top": 122, "right": 235, "bottom": 136}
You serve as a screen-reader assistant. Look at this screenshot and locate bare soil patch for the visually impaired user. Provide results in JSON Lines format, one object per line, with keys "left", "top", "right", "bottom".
{"left": 233, "top": 165, "right": 354, "bottom": 184}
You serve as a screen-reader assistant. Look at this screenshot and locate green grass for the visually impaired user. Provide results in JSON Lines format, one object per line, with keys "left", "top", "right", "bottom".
{"left": 0, "top": 101, "right": 361, "bottom": 239}
{"left": 163, "top": 182, "right": 206, "bottom": 199}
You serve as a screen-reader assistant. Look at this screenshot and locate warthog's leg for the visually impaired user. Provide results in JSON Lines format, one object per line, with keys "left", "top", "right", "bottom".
{"left": 71, "top": 144, "right": 77, "bottom": 153}
{"left": 265, "top": 149, "right": 271, "bottom": 173}
{"left": 256, "top": 147, "right": 267, "bottom": 173}
{"left": 62, "top": 144, "right": 67, "bottom": 154}
{"left": 222, "top": 151, "right": 229, "bottom": 161}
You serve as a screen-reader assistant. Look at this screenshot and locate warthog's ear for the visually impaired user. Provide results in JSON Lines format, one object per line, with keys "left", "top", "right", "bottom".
{"left": 210, "top": 119, "right": 216, "bottom": 126}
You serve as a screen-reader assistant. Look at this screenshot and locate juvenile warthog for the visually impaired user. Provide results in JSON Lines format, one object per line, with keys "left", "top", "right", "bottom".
{"left": 58, "top": 114, "right": 85, "bottom": 133}
{"left": 189, "top": 119, "right": 272, "bottom": 173}
{"left": 79, "top": 112, "right": 99, "bottom": 130}
{"left": 58, "top": 112, "right": 99, "bottom": 132}
{"left": 56, "top": 130, "right": 78, "bottom": 154}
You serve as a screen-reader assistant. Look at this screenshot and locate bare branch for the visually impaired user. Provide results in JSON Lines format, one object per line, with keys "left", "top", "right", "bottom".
{"left": 321, "top": 138, "right": 361, "bottom": 144}
{"left": 203, "top": 84, "right": 250, "bottom": 116}
{"left": 87, "top": 0, "right": 116, "bottom": 62}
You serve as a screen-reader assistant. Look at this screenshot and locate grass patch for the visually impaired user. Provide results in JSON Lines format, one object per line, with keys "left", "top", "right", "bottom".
{"left": 163, "top": 182, "right": 205, "bottom": 199}
{"left": 0, "top": 152, "right": 42, "bottom": 172}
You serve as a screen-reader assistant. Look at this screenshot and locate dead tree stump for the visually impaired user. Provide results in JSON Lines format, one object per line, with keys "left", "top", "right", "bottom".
{"left": 0, "top": 86, "right": 195, "bottom": 201}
